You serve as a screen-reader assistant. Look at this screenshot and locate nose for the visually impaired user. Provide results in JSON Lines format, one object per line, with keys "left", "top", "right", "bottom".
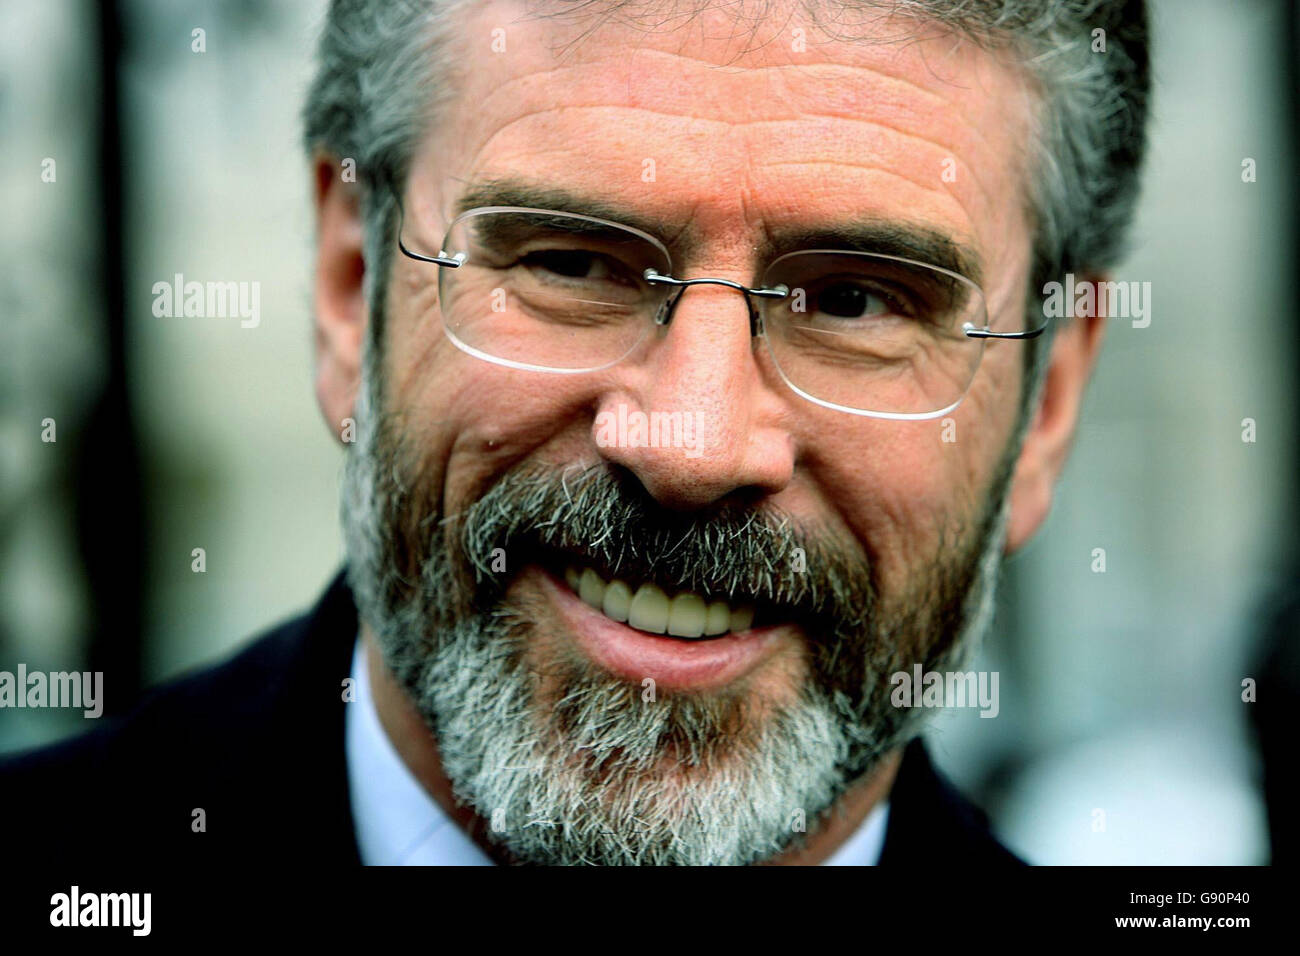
{"left": 592, "top": 281, "right": 796, "bottom": 510}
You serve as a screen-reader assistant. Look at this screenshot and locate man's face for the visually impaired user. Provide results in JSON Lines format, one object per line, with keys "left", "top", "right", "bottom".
{"left": 342, "top": 1, "right": 1039, "bottom": 865}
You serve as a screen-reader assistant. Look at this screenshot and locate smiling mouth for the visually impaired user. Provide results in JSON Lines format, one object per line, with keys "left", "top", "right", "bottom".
{"left": 561, "top": 564, "right": 759, "bottom": 640}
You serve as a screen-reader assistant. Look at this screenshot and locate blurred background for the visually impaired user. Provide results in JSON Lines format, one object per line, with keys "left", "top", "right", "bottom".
{"left": 0, "top": 0, "right": 1294, "bottom": 864}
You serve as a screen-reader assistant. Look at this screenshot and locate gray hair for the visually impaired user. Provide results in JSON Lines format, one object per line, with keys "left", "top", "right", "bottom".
{"left": 303, "top": 0, "right": 1150, "bottom": 421}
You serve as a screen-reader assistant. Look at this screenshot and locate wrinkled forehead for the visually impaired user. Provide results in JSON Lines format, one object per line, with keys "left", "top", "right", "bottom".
{"left": 413, "top": 0, "right": 1038, "bottom": 295}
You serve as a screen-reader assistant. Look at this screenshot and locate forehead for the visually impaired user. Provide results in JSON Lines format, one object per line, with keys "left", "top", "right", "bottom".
{"left": 415, "top": 0, "right": 1037, "bottom": 285}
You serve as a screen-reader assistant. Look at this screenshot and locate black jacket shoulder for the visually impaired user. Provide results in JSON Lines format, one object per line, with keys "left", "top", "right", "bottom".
{"left": 0, "top": 571, "right": 362, "bottom": 867}
{"left": 882, "top": 738, "right": 1026, "bottom": 866}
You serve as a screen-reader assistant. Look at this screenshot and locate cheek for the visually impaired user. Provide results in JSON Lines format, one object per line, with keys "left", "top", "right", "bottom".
{"left": 384, "top": 272, "right": 600, "bottom": 517}
{"left": 817, "top": 430, "right": 972, "bottom": 592}
{"left": 805, "top": 370, "right": 1017, "bottom": 597}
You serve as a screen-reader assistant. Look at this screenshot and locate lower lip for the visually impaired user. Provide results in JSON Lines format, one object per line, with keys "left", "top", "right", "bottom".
{"left": 536, "top": 567, "right": 789, "bottom": 692}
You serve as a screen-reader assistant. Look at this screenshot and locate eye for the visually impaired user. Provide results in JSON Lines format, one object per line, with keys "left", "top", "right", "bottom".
{"left": 808, "top": 279, "right": 913, "bottom": 322}
{"left": 816, "top": 281, "right": 893, "bottom": 320}
{"left": 521, "top": 249, "right": 619, "bottom": 282}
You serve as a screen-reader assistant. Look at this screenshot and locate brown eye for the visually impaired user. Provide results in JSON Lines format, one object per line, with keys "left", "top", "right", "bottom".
{"left": 523, "top": 249, "right": 617, "bottom": 282}
{"left": 817, "top": 282, "right": 891, "bottom": 319}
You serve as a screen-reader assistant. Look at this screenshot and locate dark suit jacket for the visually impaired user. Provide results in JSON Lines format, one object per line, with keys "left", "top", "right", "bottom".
{"left": 0, "top": 570, "right": 1025, "bottom": 867}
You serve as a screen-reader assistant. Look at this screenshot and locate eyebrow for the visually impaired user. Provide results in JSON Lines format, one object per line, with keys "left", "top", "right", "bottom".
{"left": 454, "top": 179, "right": 670, "bottom": 238}
{"left": 452, "top": 178, "right": 984, "bottom": 286}
{"left": 762, "top": 224, "right": 984, "bottom": 288}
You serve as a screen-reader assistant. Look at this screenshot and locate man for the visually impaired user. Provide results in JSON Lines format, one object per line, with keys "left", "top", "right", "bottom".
{"left": 2, "top": 0, "right": 1148, "bottom": 866}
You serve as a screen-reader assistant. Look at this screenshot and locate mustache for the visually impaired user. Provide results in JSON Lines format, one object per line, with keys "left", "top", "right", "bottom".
{"left": 447, "top": 460, "right": 877, "bottom": 633}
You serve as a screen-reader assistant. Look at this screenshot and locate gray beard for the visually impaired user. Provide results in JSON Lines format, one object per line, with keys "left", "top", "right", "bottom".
{"left": 340, "top": 364, "right": 1014, "bottom": 866}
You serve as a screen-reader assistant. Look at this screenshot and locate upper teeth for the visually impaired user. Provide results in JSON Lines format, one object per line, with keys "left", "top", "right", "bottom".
{"left": 563, "top": 566, "right": 755, "bottom": 639}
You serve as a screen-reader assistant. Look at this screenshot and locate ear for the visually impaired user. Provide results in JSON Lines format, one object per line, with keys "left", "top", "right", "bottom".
{"left": 311, "top": 152, "right": 367, "bottom": 445}
{"left": 1004, "top": 275, "right": 1108, "bottom": 554}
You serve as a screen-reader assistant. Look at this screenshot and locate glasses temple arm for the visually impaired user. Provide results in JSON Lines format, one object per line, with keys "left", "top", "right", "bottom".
{"left": 388, "top": 183, "right": 465, "bottom": 268}
{"left": 964, "top": 323, "right": 1049, "bottom": 340}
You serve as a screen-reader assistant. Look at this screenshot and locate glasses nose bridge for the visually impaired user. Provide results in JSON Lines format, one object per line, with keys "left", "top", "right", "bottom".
{"left": 646, "top": 270, "right": 784, "bottom": 336}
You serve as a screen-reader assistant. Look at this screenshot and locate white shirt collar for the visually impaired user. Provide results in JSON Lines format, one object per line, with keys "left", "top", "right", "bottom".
{"left": 345, "top": 636, "right": 888, "bottom": 865}
{"left": 345, "top": 636, "right": 493, "bottom": 865}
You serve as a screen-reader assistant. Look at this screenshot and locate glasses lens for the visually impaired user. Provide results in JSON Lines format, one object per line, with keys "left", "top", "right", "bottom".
{"left": 430, "top": 209, "right": 672, "bottom": 372}
{"left": 759, "top": 251, "right": 989, "bottom": 417}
